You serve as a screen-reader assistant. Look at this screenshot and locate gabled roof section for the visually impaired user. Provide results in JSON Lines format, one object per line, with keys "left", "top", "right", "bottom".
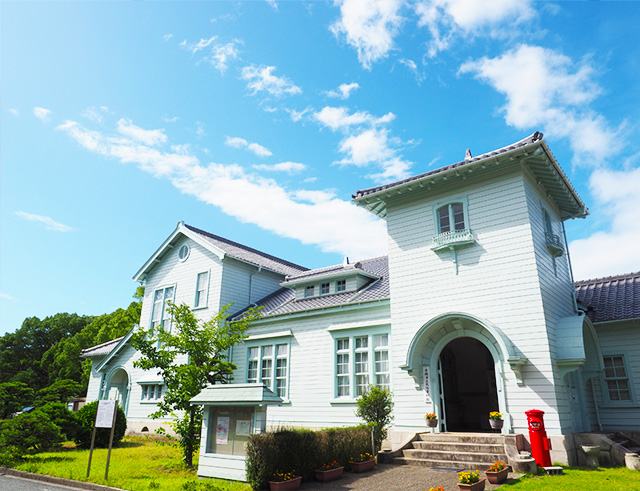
{"left": 94, "top": 328, "right": 136, "bottom": 372}
{"left": 575, "top": 271, "right": 640, "bottom": 324}
{"left": 233, "top": 256, "right": 389, "bottom": 320}
{"left": 190, "top": 383, "right": 282, "bottom": 406}
{"left": 281, "top": 260, "right": 379, "bottom": 287}
{"left": 133, "top": 222, "right": 308, "bottom": 281}
{"left": 353, "top": 132, "right": 588, "bottom": 220}
{"left": 80, "top": 336, "right": 124, "bottom": 358}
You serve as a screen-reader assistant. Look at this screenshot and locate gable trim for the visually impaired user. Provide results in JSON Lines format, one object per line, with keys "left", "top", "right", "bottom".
{"left": 95, "top": 328, "right": 136, "bottom": 373}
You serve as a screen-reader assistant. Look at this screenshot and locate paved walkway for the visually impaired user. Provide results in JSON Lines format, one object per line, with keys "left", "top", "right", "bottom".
{"left": 0, "top": 475, "right": 80, "bottom": 491}
{"left": 302, "top": 464, "right": 505, "bottom": 491}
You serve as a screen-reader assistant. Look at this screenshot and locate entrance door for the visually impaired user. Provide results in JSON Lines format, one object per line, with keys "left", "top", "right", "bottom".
{"left": 439, "top": 337, "right": 499, "bottom": 432}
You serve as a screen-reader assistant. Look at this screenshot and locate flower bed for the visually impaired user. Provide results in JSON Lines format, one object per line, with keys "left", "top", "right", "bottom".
{"left": 315, "top": 460, "right": 344, "bottom": 482}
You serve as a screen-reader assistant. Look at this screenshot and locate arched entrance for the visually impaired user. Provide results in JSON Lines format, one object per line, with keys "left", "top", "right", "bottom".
{"left": 104, "top": 367, "right": 130, "bottom": 412}
{"left": 439, "top": 337, "right": 499, "bottom": 432}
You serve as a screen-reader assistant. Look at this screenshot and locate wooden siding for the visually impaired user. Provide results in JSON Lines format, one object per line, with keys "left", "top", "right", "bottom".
{"left": 384, "top": 171, "right": 563, "bottom": 435}
{"left": 231, "top": 304, "right": 390, "bottom": 428}
{"left": 594, "top": 321, "right": 640, "bottom": 430}
{"left": 220, "top": 258, "right": 283, "bottom": 313}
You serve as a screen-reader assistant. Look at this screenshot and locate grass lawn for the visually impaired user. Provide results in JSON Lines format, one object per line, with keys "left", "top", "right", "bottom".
{"left": 504, "top": 466, "right": 640, "bottom": 490}
{"left": 15, "top": 436, "right": 251, "bottom": 491}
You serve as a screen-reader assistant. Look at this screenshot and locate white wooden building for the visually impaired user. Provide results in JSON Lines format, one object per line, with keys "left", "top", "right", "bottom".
{"left": 82, "top": 132, "right": 640, "bottom": 474}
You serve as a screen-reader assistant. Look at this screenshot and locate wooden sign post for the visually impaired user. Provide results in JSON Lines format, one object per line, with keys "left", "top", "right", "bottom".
{"left": 86, "top": 400, "right": 118, "bottom": 480}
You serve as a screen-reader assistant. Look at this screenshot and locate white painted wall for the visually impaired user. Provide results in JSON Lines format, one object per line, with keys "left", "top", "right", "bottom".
{"left": 384, "top": 170, "right": 563, "bottom": 436}
{"left": 594, "top": 321, "right": 640, "bottom": 430}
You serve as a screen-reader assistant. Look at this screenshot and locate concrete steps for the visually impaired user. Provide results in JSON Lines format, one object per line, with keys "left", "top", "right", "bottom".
{"left": 393, "top": 433, "right": 508, "bottom": 471}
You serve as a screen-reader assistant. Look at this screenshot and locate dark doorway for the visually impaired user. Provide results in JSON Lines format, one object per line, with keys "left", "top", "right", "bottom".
{"left": 439, "top": 337, "right": 499, "bottom": 432}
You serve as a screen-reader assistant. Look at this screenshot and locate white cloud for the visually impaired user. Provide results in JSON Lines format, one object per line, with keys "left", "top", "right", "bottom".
{"left": 337, "top": 127, "right": 411, "bottom": 182}
{"left": 0, "top": 292, "right": 15, "bottom": 302}
{"left": 313, "top": 106, "right": 395, "bottom": 131}
{"left": 82, "top": 106, "right": 109, "bottom": 123}
{"left": 286, "top": 107, "right": 312, "bottom": 122}
{"left": 399, "top": 58, "right": 425, "bottom": 83}
{"left": 116, "top": 118, "right": 167, "bottom": 146}
{"left": 460, "top": 44, "right": 622, "bottom": 165}
{"left": 326, "top": 82, "right": 360, "bottom": 99}
{"left": 15, "top": 211, "right": 73, "bottom": 232}
{"left": 266, "top": 0, "right": 278, "bottom": 10}
{"left": 331, "top": 0, "right": 404, "bottom": 69}
{"left": 58, "top": 119, "right": 386, "bottom": 259}
{"left": 225, "top": 136, "right": 272, "bottom": 157}
{"left": 570, "top": 167, "right": 640, "bottom": 279}
{"left": 241, "top": 65, "right": 302, "bottom": 97}
{"left": 8, "top": 108, "right": 19, "bottom": 116}
{"left": 254, "top": 161, "right": 306, "bottom": 173}
{"left": 162, "top": 115, "right": 179, "bottom": 123}
{"left": 163, "top": 33, "right": 173, "bottom": 41}
{"left": 181, "top": 36, "right": 241, "bottom": 73}
{"left": 416, "top": 0, "right": 534, "bottom": 57}
{"left": 195, "top": 121, "right": 206, "bottom": 138}
{"left": 33, "top": 106, "right": 52, "bottom": 122}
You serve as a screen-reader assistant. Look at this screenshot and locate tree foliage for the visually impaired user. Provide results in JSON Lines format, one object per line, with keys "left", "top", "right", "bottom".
{"left": 34, "top": 379, "right": 83, "bottom": 406}
{"left": 131, "top": 302, "right": 261, "bottom": 468}
{"left": 0, "top": 381, "right": 35, "bottom": 419}
{"left": 355, "top": 385, "right": 394, "bottom": 452}
{"left": 74, "top": 400, "right": 127, "bottom": 447}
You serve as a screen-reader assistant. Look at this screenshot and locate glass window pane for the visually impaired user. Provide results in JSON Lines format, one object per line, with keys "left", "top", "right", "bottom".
{"left": 452, "top": 203, "right": 465, "bottom": 231}
{"left": 276, "top": 344, "right": 288, "bottom": 357}
{"left": 305, "top": 286, "right": 314, "bottom": 297}
{"left": 438, "top": 206, "right": 450, "bottom": 233}
{"left": 321, "top": 283, "right": 330, "bottom": 294}
{"left": 337, "top": 338, "right": 349, "bottom": 351}
{"left": 374, "top": 334, "right": 389, "bottom": 348}
{"left": 262, "top": 345, "right": 273, "bottom": 358}
{"left": 336, "top": 280, "right": 346, "bottom": 292}
{"left": 355, "top": 336, "right": 368, "bottom": 349}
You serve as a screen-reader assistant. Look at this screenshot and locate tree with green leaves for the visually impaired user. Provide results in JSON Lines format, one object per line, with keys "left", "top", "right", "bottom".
{"left": 0, "top": 381, "right": 35, "bottom": 418}
{"left": 355, "top": 385, "right": 394, "bottom": 453}
{"left": 131, "top": 302, "right": 261, "bottom": 468}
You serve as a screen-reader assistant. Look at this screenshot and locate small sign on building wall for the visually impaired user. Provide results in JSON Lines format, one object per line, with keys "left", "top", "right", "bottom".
{"left": 423, "top": 366, "right": 431, "bottom": 402}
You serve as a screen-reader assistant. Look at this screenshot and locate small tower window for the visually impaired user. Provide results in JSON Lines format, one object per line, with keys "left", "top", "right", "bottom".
{"left": 436, "top": 202, "right": 466, "bottom": 234}
{"left": 178, "top": 244, "right": 190, "bottom": 262}
{"left": 320, "top": 283, "right": 330, "bottom": 295}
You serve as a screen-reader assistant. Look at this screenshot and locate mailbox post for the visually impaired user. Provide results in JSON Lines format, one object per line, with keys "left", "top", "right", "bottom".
{"left": 525, "top": 409, "right": 551, "bottom": 467}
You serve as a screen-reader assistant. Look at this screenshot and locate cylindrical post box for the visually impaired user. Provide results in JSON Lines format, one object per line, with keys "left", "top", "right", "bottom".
{"left": 525, "top": 409, "right": 551, "bottom": 467}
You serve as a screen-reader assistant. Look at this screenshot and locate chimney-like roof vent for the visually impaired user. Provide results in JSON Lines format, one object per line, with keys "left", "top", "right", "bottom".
{"left": 464, "top": 148, "right": 473, "bottom": 161}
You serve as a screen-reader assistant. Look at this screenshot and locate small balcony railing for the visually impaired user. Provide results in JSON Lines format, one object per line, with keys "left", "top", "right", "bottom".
{"left": 431, "top": 229, "right": 475, "bottom": 251}
{"left": 545, "top": 232, "right": 565, "bottom": 257}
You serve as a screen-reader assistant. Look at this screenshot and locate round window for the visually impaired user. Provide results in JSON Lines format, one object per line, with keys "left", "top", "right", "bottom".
{"left": 178, "top": 244, "right": 190, "bottom": 262}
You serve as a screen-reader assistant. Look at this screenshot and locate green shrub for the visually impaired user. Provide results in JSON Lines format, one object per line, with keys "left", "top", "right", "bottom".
{"left": 35, "top": 402, "right": 80, "bottom": 440}
{"left": 0, "top": 411, "right": 64, "bottom": 455}
{"left": 0, "top": 381, "right": 35, "bottom": 419}
{"left": 74, "top": 400, "right": 127, "bottom": 448}
{"left": 246, "top": 426, "right": 370, "bottom": 490}
{"left": 355, "top": 386, "right": 393, "bottom": 452}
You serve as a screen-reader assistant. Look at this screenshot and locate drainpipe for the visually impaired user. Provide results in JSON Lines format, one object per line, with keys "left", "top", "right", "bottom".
{"left": 562, "top": 222, "right": 579, "bottom": 313}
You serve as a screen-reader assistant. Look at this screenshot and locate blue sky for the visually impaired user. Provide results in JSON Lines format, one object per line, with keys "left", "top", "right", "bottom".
{"left": 2, "top": 1, "right": 639, "bottom": 334}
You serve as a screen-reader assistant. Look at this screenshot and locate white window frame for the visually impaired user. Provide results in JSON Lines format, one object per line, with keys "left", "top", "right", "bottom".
{"left": 434, "top": 199, "right": 469, "bottom": 235}
{"left": 602, "top": 353, "right": 634, "bottom": 404}
{"left": 320, "top": 282, "right": 330, "bottom": 295}
{"left": 246, "top": 338, "right": 291, "bottom": 400}
{"left": 331, "top": 326, "right": 391, "bottom": 402}
{"left": 139, "top": 382, "right": 164, "bottom": 403}
{"left": 304, "top": 285, "right": 315, "bottom": 298}
{"left": 149, "top": 284, "right": 176, "bottom": 332}
{"left": 193, "top": 270, "right": 210, "bottom": 310}
{"left": 336, "top": 279, "right": 346, "bottom": 292}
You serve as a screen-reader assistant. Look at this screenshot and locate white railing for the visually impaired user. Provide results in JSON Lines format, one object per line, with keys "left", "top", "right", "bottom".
{"left": 431, "top": 229, "right": 475, "bottom": 251}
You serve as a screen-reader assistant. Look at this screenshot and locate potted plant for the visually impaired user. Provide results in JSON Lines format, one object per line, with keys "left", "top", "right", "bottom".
{"left": 429, "top": 487, "right": 445, "bottom": 491}
{"left": 489, "top": 411, "right": 503, "bottom": 430}
{"left": 485, "top": 460, "right": 510, "bottom": 484}
{"left": 457, "top": 470, "right": 485, "bottom": 491}
{"left": 315, "top": 459, "right": 344, "bottom": 482}
{"left": 349, "top": 452, "right": 376, "bottom": 473}
{"left": 425, "top": 412, "right": 438, "bottom": 428}
{"left": 268, "top": 471, "right": 302, "bottom": 491}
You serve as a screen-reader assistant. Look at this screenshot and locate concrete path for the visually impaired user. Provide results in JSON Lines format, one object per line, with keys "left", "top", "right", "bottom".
{"left": 0, "top": 475, "right": 81, "bottom": 491}
{"left": 302, "top": 464, "right": 505, "bottom": 491}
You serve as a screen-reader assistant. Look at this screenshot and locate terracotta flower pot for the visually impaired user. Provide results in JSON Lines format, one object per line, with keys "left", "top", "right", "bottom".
{"left": 489, "top": 419, "right": 504, "bottom": 430}
{"left": 485, "top": 467, "right": 509, "bottom": 484}
{"left": 350, "top": 459, "right": 375, "bottom": 473}
{"left": 427, "top": 418, "right": 438, "bottom": 428}
{"left": 268, "top": 476, "right": 302, "bottom": 491}
{"left": 315, "top": 466, "right": 344, "bottom": 482}
{"left": 458, "top": 478, "right": 486, "bottom": 491}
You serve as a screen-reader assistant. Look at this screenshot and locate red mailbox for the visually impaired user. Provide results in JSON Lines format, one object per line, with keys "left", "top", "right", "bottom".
{"left": 525, "top": 409, "right": 551, "bottom": 467}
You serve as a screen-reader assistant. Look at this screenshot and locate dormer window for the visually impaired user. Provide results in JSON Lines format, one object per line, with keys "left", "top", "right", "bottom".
{"left": 336, "top": 279, "right": 346, "bottom": 292}
{"left": 304, "top": 285, "right": 315, "bottom": 298}
{"left": 320, "top": 282, "right": 330, "bottom": 295}
{"left": 437, "top": 202, "right": 466, "bottom": 233}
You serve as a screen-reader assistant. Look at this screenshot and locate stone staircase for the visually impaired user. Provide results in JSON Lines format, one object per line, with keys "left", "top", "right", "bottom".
{"left": 394, "top": 433, "right": 508, "bottom": 470}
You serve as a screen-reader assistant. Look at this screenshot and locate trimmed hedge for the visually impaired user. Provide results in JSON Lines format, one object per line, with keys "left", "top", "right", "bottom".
{"left": 74, "top": 401, "right": 127, "bottom": 448}
{"left": 246, "top": 426, "right": 371, "bottom": 489}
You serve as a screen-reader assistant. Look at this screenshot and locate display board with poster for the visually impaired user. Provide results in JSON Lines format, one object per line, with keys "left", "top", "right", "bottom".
{"left": 206, "top": 407, "right": 255, "bottom": 456}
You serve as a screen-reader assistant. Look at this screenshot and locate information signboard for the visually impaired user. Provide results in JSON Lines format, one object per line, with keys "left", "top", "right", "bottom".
{"left": 95, "top": 400, "right": 116, "bottom": 428}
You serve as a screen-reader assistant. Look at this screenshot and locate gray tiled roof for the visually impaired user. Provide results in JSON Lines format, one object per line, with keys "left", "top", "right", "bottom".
{"left": 80, "top": 337, "right": 124, "bottom": 357}
{"left": 184, "top": 224, "right": 308, "bottom": 277}
{"left": 235, "top": 256, "right": 390, "bottom": 320}
{"left": 353, "top": 132, "right": 544, "bottom": 199}
{"left": 575, "top": 272, "right": 640, "bottom": 323}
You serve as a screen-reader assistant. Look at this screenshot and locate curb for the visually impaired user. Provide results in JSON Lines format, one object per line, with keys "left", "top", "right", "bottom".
{"left": 0, "top": 467, "right": 124, "bottom": 491}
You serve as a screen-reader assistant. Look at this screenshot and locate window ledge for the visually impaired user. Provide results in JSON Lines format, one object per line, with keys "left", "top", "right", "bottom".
{"left": 431, "top": 229, "right": 475, "bottom": 251}
{"left": 330, "top": 398, "right": 358, "bottom": 405}
{"left": 140, "top": 400, "right": 162, "bottom": 404}
{"left": 192, "top": 305, "right": 209, "bottom": 311}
